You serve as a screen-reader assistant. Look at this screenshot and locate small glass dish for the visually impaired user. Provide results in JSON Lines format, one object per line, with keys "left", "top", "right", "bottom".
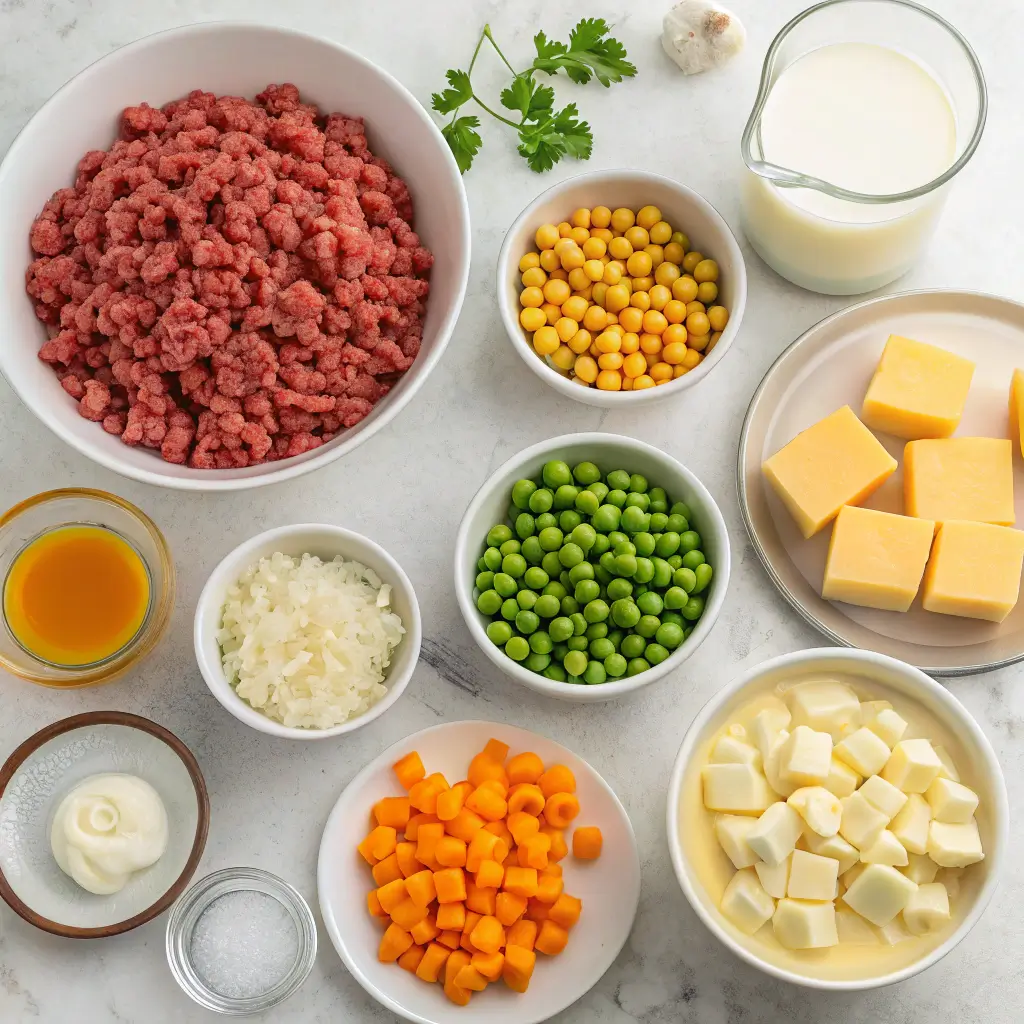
{"left": 166, "top": 867, "right": 318, "bottom": 1015}
{"left": 0, "top": 488, "right": 174, "bottom": 687}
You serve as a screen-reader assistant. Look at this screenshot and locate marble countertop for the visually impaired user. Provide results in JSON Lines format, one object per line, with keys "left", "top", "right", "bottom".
{"left": 1, "top": 0, "right": 1022, "bottom": 1020}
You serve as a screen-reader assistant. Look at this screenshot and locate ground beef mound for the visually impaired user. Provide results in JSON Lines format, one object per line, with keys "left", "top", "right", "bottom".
{"left": 26, "top": 83, "right": 433, "bottom": 468}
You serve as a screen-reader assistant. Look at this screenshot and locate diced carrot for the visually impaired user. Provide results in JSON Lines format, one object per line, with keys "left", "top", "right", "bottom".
{"left": 390, "top": 897, "right": 429, "bottom": 931}
{"left": 465, "top": 784, "right": 507, "bottom": 822}
{"left": 436, "top": 782, "right": 469, "bottom": 822}
{"left": 398, "top": 943, "right": 425, "bottom": 973}
{"left": 465, "top": 879, "right": 497, "bottom": 916}
{"left": 434, "top": 835, "right": 468, "bottom": 868}
{"left": 483, "top": 819, "right": 513, "bottom": 849}
{"left": 544, "top": 792, "right": 580, "bottom": 829}
{"left": 535, "top": 872, "right": 564, "bottom": 904}
{"left": 541, "top": 861, "right": 563, "bottom": 878}
{"left": 410, "top": 913, "right": 440, "bottom": 946}
{"left": 392, "top": 751, "right": 425, "bottom": 790}
{"left": 535, "top": 919, "right": 569, "bottom": 955}
{"left": 468, "top": 753, "right": 509, "bottom": 789}
{"left": 502, "top": 849, "right": 518, "bottom": 869}
{"left": 507, "top": 811, "right": 541, "bottom": 845}
{"left": 466, "top": 830, "right": 502, "bottom": 873}
{"left": 438, "top": 929, "right": 461, "bottom": 950}
{"left": 538, "top": 764, "right": 576, "bottom": 798}
{"left": 395, "top": 841, "right": 419, "bottom": 878}
{"left": 507, "top": 784, "right": 545, "bottom": 816}
{"left": 405, "top": 869, "right": 437, "bottom": 908}
{"left": 373, "top": 797, "right": 410, "bottom": 831}
{"left": 507, "top": 752, "right": 544, "bottom": 786}
{"left": 470, "top": 914, "right": 505, "bottom": 955}
{"left": 371, "top": 853, "right": 403, "bottom": 887}
{"left": 436, "top": 901, "right": 466, "bottom": 931}
{"left": 502, "top": 943, "right": 537, "bottom": 992}
{"left": 364, "top": 825, "right": 398, "bottom": 862}
{"left": 415, "top": 822, "right": 445, "bottom": 868}
{"left": 475, "top": 859, "right": 504, "bottom": 889}
{"left": 433, "top": 867, "right": 467, "bottom": 904}
{"left": 495, "top": 890, "right": 528, "bottom": 926}
{"left": 415, "top": 941, "right": 451, "bottom": 983}
{"left": 519, "top": 833, "right": 551, "bottom": 870}
{"left": 505, "top": 918, "right": 538, "bottom": 951}
{"left": 471, "top": 949, "right": 505, "bottom": 981}
{"left": 482, "top": 738, "right": 510, "bottom": 763}
{"left": 573, "top": 825, "right": 603, "bottom": 860}
{"left": 444, "top": 948, "right": 472, "bottom": 986}
{"left": 526, "top": 898, "right": 551, "bottom": 923}
{"left": 444, "top": 808, "right": 486, "bottom": 843}
{"left": 379, "top": 922, "right": 414, "bottom": 962}
{"left": 548, "top": 893, "right": 582, "bottom": 929}
{"left": 502, "top": 866, "right": 538, "bottom": 898}
{"left": 454, "top": 964, "right": 489, "bottom": 992}
{"left": 461, "top": 910, "right": 482, "bottom": 937}
{"left": 540, "top": 824, "right": 568, "bottom": 861}
{"left": 376, "top": 877, "right": 407, "bottom": 914}
{"left": 460, "top": 929, "right": 479, "bottom": 954}
{"left": 409, "top": 775, "right": 448, "bottom": 815}
{"left": 405, "top": 812, "right": 438, "bottom": 841}
{"left": 443, "top": 980, "right": 471, "bottom": 1006}
{"left": 367, "top": 889, "right": 388, "bottom": 918}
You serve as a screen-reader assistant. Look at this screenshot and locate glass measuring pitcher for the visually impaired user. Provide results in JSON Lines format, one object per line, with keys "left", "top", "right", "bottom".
{"left": 740, "top": 0, "right": 986, "bottom": 296}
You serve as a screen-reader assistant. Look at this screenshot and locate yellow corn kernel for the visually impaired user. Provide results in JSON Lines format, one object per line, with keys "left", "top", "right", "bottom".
{"left": 567, "top": 268, "right": 589, "bottom": 292}
{"left": 708, "top": 331, "right": 722, "bottom": 353}
{"left": 542, "top": 279, "right": 571, "bottom": 306}
{"left": 521, "top": 267, "right": 547, "bottom": 289}
{"left": 622, "top": 352, "right": 647, "bottom": 378}
{"left": 697, "top": 281, "right": 718, "bottom": 304}
{"left": 574, "top": 355, "right": 598, "bottom": 384}
{"left": 535, "top": 224, "right": 559, "bottom": 249}
{"left": 569, "top": 226, "right": 590, "bottom": 246}
{"left": 583, "top": 259, "right": 605, "bottom": 283}
{"left": 648, "top": 285, "right": 671, "bottom": 311}
{"left": 663, "top": 241, "right": 684, "bottom": 264}
{"left": 624, "top": 226, "right": 650, "bottom": 250}
{"left": 519, "top": 252, "right": 540, "bottom": 272}
{"left": 540, "top": 249, "right": 560, "bottom": 272}
{"left": 557, "top": 221, "right": 573, "bottom": 238}
{"left": 662, "top": 341, "right": 687, "bottom": 365}
{"left": 561, "top": 247, "right": 585, "bottom": 272}
{"left": 636, "top": 205, "right": 661, "bottom": 230}
{"left": 571, "top": 207, "right": 591, "bottom": 229}
{"left": 688, "top": 334, "right": 710, "bottom": 353}
{"left": 650, "top": 361, "right": 673, "bottom": 382}
{"left": 628, "top": 290, "right": 651, "bottom": 312}
{"left": 550, "top": 345, "right": 575, "bottom": 370}
{"left": 642, "top": 310, "right": 668, "bottom": 336}
{"left": 603, "top": 285, "right": 630, "bottom": 314}
{"left": 581, "top": 237, "right": 606, "bottom": 260}
{"left": 591, "top": 282, "right": 608, "bottom": 309}
{"left": 644, "top": 244, "right": 665, "bottom": 268}
{"left": 608, "top": 237, "right": 633, "bottom": 261}
{"left": 553, "top": 237, "right": 576, "bottom": 255}
{"left": 618, "top": 307, "right": 644, "bottom": 334}
{"left": 610, "top": 207, "right": 635, "bottom": 232}
{"left": 602, "top": 263, "right": 622, "bottom": 286}
{"left": 549, "top": 268, "right": 568, "bottom": 282}
{"left": 554, "top": 317, "right": 578, "bottom": 343}
{"left": 573, "top": 284, "right": 593, "bottom": 302}
{"left": 567, "top": 328, "right": 592, "bottom": 354}
{"left": 604, "top": 323, "right": 625, "bottom": 337}
{"left": 633, "top": 374, "right": 656, "bottom": 390}
{"left": 654, "top": 261, "right": 680, "bottom": 288}
{"left": 625, "top": 251, "right": 652, "bottom": 278}
{"left": 682, "top": 348, "right": 702, "bottom": 369}
{"left": 639, "top": 332, "right": 663, "bottom": 355}
{"left": 620, "top": 332, "right": 640, "bottom": 355}
{"left": 595, "top": 331, "right": 621, "bottom": 354}
{"left": 519, "top": 307, "right": 546, "bottom": 332}
{"left": 631, "top": 276, "right": 654, "bottom": 293}
{"left": 590, "top": 227, "right": 613, "bottom": 244}
{"left": 520, "top": 286, "right": 544, "bottom": 308}
{"left": 650, "top": 220, "right": 673, "bottom": 245}
{"left": 663, "top": 299, "right": 687, "bottom": 325}
{"left": 595, "top": 369, "right": 622, "bottom": 391}
{"left": 673, "top": 363, "right": 690, "bottom": 378}
{"left": 598, "top": 351, "right": 624, "bottom": 371}
{"left": 582, "top": 305, "right": 608, "bottom": 333}
{"left": 541, "top": 302, "right": 561, "bottom": 326}
{"left": 591, "top": 206, "right": 611, "bottom": 228}
{"left": 621, "top": 375, "right": 635, "bottom": 391}
{"left": 662, "top": 323, "right": 687, "bottom": 348}
{"left": 533, "top": 326, "right": 560, "bottom": 356}
{"left": 708, "top": 305, "right": 729, "bottom": 332}
{"left": 672, "top": 276, "right": 698, "bottom": 303}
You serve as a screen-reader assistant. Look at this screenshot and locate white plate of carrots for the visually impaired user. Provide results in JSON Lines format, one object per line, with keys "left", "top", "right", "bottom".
{"left": 317, "top": 720, "right": 641, "bottom": 1024}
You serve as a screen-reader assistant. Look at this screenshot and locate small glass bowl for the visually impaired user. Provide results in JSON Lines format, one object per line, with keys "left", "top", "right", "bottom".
{"left": 166, "top": 867, "right": 318, "bottom": 1015}
{"left": 0, "top": 488, "right": 174, "bottom": 687}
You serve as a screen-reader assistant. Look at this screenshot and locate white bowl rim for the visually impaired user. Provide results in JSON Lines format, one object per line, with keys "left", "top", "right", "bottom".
{"left": 495, "top": 168, "right": 748, "bottom": 405}
{"left": 316, "top": 717, "right": 642, "bottom": 1024}
{"left": 453, "top": 431, "right": 732, "bottom": 700}
{"left": 0, "top": 20, "right": 471, "bottom": 492}
{"left": 664, "top": 646, "right": 1010, "bottom": 991}
{"left": 193, "top": 522, "right": 422, "bottom": 739}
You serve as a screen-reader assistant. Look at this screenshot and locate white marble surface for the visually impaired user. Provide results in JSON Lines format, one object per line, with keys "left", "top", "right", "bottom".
{"left": 0, "top": 0, "right": 1022, "bottom": 1020}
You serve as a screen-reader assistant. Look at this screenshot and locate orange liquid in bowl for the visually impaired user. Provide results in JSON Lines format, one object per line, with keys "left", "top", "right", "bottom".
{"left": 2, "top": 525, "right": 151, "bottom": 667}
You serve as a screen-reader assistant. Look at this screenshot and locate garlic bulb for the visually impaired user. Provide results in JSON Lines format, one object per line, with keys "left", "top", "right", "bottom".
{"left": 662, "top": 0, "right": 746, "bottom": 75}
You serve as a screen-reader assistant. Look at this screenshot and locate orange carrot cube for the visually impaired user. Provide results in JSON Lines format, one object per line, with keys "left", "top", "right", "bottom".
{"left": 415, "top": 821, "right": 445, "bottom": 867}
{"left": 410, "top": 913, "right": 440, "bottom": 946}
{"left": 390, "top": 897, "right": 429, "bottom": 931}
{"left": 379, "top": 922, "right": 414, "bottom": 962}
{"left": 371, "top": 853, "right": 403, "bottom": 887}
{"left": 433, "top": 867, "right": 467, "bottom": 904}
{"left": 438, "top": 929, "right": 461, "bottom": 950}
{"left": 443, "top": 949, "right": 472, "bottom": 1004}
{"left": 519, "top": 833, "right": 551, "bottom": 870}
{"left": 483, "top": 819, "right": 513, "bottom": 848}
{"left": 541, "top": 860, "right": 563, "bottom": 878}
{"left": 538, "top": 764, "right": 576, "bottom": 798}
{"left": 367, "top": 889, "right": 388, "bottom": 918}
{"left": 495, "top": 890, "right": 528, "bottom": 926}
{"left": 502, "top": 943, "right": 537, "bottom": 992}
{"left": 373, "top": 797, "right": 410, "bottom": 831}
{"left": 475, "top": 859, "right": 504, "bottom": 890}
{"left": 572, "top": 825, "right": 603, "bottom": 860}
{"left": 482, "top": 738, "right": 510, "bottom": 763}
{"left": 470, "top": 914, "right": 505, "bottom": 955}
{"left": 502, "top": 866, "right": 539, "bottom": 899}
{"left": 535, "top": 919, "right": 569, "bottom": 955}
{"left": 405, "top": 869, "right": 437, "bottom": 908}
{"left": 436, "top": 901, "right": 466, "bottom": 931}
{"left": 415, "top": 941, "right": 451, "bottom": 983}
{"left": 507, "top": 811, "right": 541, "bottom": 845}
{"left": 434, "top": 835, "right": 468, "bottom": 868}
{"left": 541, "top": 825, "right": 568, "bottom": 861}
{"left": 405, "top": 812, "right": 438, "bottom": 841}
{"left": 505, "top": 918, "right": 538, "bottom": 951}
{"left": 544, "top": 792, "right": 580, "bottom": 829}
{"left": 468, "top": 753, "right": 509, "bottom": 789}
{"left": 444, "top": 808, "right": 486, "bottom": 843}
{"left": 466, "top": 830, "right": 501, "bottom": 873}
{"left": 507, "top": 784, "right": 546, "bottom": 816}
{"left": 465, "top": 785, "right": 507, "bottom": 822}
{"left": 436, "top": 782, "right": 469, "bottom": 822}
{"left": 535, "top": 872, "right": 564, "bottom": 904}
{"left": 454, "top": 964, "right": 489, "bottom": 992}
{"left": 471, "top": 949, "right": 505, "bottom": 981}
{"left": 548, "top": 893, "right": 582, "bottom": 929}
{"left": 507, "top": 751, "right": 545, "bottom": 786}
{"left": 398, "top": 943, "right": 425, "bottom": 973}
{"left": 392, "top": 751, "right": 425, "bottom": 790}
{"left": 465, "top": 879, "right": 498, "bottom": 916}
{"left": 395, "top": 841, "right": 419, "bottom": 878}
{"left": 526, "top": 898, "right": 550, "bottom": 923}
{"left": 376, "top": 877, "right": 407, "bottom": 914}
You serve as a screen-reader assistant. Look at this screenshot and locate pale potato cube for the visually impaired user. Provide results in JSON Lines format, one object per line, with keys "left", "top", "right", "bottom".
{"left": 763, "top": 730, "right": 798, "bottom": 798}
{"left": 804, "top": 832, "right": 860, "bottom": 875}
{"left": 936, "top": 867, "right": 963, "bottom": 900}
{"left": 857, "top": 699, "right": 892, "bottom": 723}
{"left": 788, "top": 680, "right": 861, "bottom": 741}
{"left": 751, "top": 704, "right": 792, "bottom": 761}
{"left": 860, "top": 830, "right": 909, "bottom": 867}
{"left": 859, "top": 775, "right": 908, "bottom": 821}
{"left": 843, "top": 862, "right": 867, "bottom": 887}
{"left": 721, "top": 868, "right": 776, "bottom": 935}
{"left": 927, "top": 819, "right": 985, "bottom": 867}
{"left": 890, "top": 793, "right": 931, "bottom": 855}
{"left": 755, "top": 856, "right": 791, "bottom": 899}
{"left": 902, "top": 882, "right": 951, "bottom": 935}
{"left": 702, "top": 763, "right": 775, "bottom": 814}
{"left": 834, "top": 727, "right": 891, "bottom": 777}
{"left": 787, "top": 786, "right": 842, "bottom": 837}
{"left": 711, "top": 734, "right": 762, "bottom": 768}
{"left": 877, "top": 915, "right": 914, "bottom": 945}
{"left": 903, "top": 852, "right": 939, "bottom": 885}
{"left": 835, "top": 906, "right": 880, "bottom": 945}
{"left": 747, "top": 802, "right": 804, "bottom": 866}
{"left": 823, "top": 756, "right": 862, "bottom": 799}
{"left": 881, "top": 739, "right": 942, "bottom": 793}
{"left": 773, "top": 899, "right": 838, "bottom": 949}
{"left": 839, "top": 791, "right": 889, "bottom": 850}
{"left": 866, "top": 708, "right": 909, "bottom": 747}
{"left": 779, "top": 726, "right": 833, "bottom": 786}
{"left": 933, "top": 743, "right": 960, "bottom": 783}
{"left": 925, "top": 777, "right": 979, "bottom": 824}
{"left": 715, "top": 814, "right": 760, "bottom": 869}
{"left": 842, "top": 864, "right": 918, "bottom": 926}
{"left": 788, "top": 849, "right": 839, "bottom": 901}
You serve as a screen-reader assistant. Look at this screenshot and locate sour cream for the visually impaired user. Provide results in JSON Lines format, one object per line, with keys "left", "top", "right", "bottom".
{"left": 50, "top": 773, "right": 168, "bottom": 895}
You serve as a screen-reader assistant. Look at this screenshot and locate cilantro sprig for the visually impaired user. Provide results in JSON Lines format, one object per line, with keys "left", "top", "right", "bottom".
{"left": 430, "top": 20, "right": 636, "bottom": 174}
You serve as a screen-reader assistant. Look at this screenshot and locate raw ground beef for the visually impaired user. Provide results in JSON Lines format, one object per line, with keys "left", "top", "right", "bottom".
{"left": 25, "top": 83, "right": 433, "bottom": 469}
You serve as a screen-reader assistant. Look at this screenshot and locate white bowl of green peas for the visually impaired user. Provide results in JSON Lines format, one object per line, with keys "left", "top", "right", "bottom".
{"left": 454, "top": 433, "right": 731, "bottom": 702}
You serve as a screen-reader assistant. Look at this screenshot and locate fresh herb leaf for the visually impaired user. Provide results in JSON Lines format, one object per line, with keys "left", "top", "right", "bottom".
{"left": 551, "top": 103, "right": 593, "bottom": 159}
{"left": 517, "top": 104, "right": 593, "bottom": 173}
{"left": 431, "top": 69, "right": 474, "bottom": 115}
{"left": 532, "top": 18, "right": 637, "bottom": 87}
{"left": 442, "top": 115, "right": 482, "bottom": 173}
{"left": 500, "top": 73, "right": 555, "bottom": 122}
{"left": 533, "top": 30, "right": 567, "bottom": 63}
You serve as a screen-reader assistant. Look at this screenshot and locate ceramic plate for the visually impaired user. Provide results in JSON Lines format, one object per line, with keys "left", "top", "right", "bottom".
{"left": 738, "top": 289, "right": 1024, "bottom": 676}
{"left": 317, "top": 720, "right": 640, "bottom": 1024}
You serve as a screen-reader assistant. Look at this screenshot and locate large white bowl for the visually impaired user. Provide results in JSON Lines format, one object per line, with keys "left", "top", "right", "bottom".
{"left": 454, "top": 433, "right": 731, "bottom": 703}
{"left": 496, "top": 169, "right": 746, "bottom": 407}
{"left": 194, "top": 523, "right": 421, "bottom": 739}
{"left": 318, "top": 720, "right": 641, "bottom": 1024}
{"left": 0, "top": 23, "right": 470, "bottom": 490}
{"left": 666, "top": 648, "right": 1008, "bottom": 990}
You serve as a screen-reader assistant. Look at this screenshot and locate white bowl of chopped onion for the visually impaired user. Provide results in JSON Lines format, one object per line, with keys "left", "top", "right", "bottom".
{"left": 194, "top": 524, "right": 421, "bottom": 739}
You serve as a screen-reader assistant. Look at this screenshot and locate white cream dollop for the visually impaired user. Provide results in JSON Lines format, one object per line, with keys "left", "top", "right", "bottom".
{"left": 662, "top": 0, "right": 746, "bottom": 75}
{"left": 50, "top": 773, "right": 168, "bottom": 895}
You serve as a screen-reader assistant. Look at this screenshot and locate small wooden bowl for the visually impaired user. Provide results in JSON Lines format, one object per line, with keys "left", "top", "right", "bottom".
{"left": 0, "top": 711, "right": 209, "bottom": 937}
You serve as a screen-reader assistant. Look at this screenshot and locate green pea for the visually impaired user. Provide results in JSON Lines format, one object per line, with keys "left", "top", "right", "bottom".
{"left": 587, "top": 481, "right": 609, "bottom": 502}
{"left": 583, "top": 599, "right": 609, "bottom": 623}
{"left": 559, "top": 570, "right": 572, "bottom": 590}
{"left": 477, "top": 557, "right": 487, "bottom": 572}
{"left": 556, "top": 543, "right": 582, "bottom": 568}
{"left": 679, "top": 531, "right": 701, "bottom": 553}
{"left": 613, "top": 540, "right": 636, "bottom": 558}
{"left": 636, "top": 614, "right": 661, "bottom": 638}
{"left": 693, "top": 563, "right": 714, "bottom": 594}
{"left": 567, "top": 635, "right": 589, "bottom": 652}
{"left": 483, "top": 546, "right": 503, "bottom": 571}
{"left": 594, "top": 565, "right": 613, "bottom": 586}
{"left": 515, "top": 513, "right": 536, "bottom": 539}
{"left": 673, "top": 567, "right": 697, "bottom": 592}
{"left": 523, "top": 567, "right": 548, "bottom": 591}
{"left": 541, "top": 551, "right": 563, "bottom": 578}
{"left": 656, "top": 622, "right": 684, "bottom": 649}
{"left": 571, "top": 523, "right": 597, "bottom": 551}
{"left": 553, "top": 485, "right": 579, "bottom": 510}
{"left": 585, "top": 621, "right": 608, "bottom": 641}
{"left": 499, "top": 539, "right": 521, "bottom": 556}
{"left": 506, "top": 636, "right": 530, "bottom": 661}
{"left": 530, "top": 488, "right": 554, "bottom": 514}
{"left": 477, "top": 589, "right": 501, "bottom": 615}
{"left": 666, "top": 554, "right": 682, "bottom": 570}
{"left": 572, "top": 461, "right": 601, "bottom": 485}
{"left": 550, "top": 617, "right": 574, "bottom": 642}
{"left": 684, "top": 626, "right": 693, "bottom": 640}
{"left": 651, "top": 558, "right": 672, "bottom": 588}
{"left": 564, "top": 649, "right": 588, "bottom": 676}
{"left": 655, "top": 532, "right": 680, "bottom": 557}
{"left": 538, "top": 527, "right": 563, "bottom": 552}
{"left": 500, "top": 598, "right": 520, "bottom": 621}
{"left": 633, "top": 557, "right": 654, "bottom": 584}
{"left": 611, "top": 599, "right": 641, "bottom": 629}
{"left": 661, "top": 611, "right": 684, "bottom": 628}
{"left": 607, "top": 469, "right": 631, "bottom": 491}
{"left": 590, "top": 638, "right": 615, "bottom": 660}
{"left": 606, "top": 488, "right": 627, "bottom": 509}
{"left": 606, "top": 577, "right": 633, "bottom": 601}
{"left": 605, "top": 652, "right": 627, "bottom": 677}
{"left": 569, "top": 612, "right": 588, "bottom": 635}
{"left": 524, "top": 651, "right": 550, "bottom": 672}
{"left": 620, "top": 504, "right": 647, "bottom": 534}
{"left": 682, "top": 595, "right": 705, "bottom": 620}
{"left": 560, "top": 596, "right": 580, "bottom": 615}
{"left": 522, "top": 537, "right": 544, "bottom": 565}
{"left": 649, "top": 486, "right": 667, "bottom": 511}
{"left": 682, "top": 550, "right": 705, "bottom": 571}
{"left": 559, "top": 509, "right": 582, "bottom": 532}
{"left": 534, "top": 594, "right": 561, "bottom": 618}
{"left": 592, "top": 505, "right": 621, "bottom": 533}
{"left": 671, "top": 501, "right": 692, "bottom": 520}
{"left": 635, "top": 584, "right": 650, "bottom": 598}
{"left": 521, "top": 590, "right": 542, "bottom": 611}
{"left": 664, "top": 586, "right": 687, "bottom": 610}
{"left": 627, "top": 657, "right": 650, "bottom": 676}
{"left": 530, "top": 630, "right": 553, "bottom": 654}
{"left": 543, "top": 663, "right": 568, "bottom": 682}
{"left": 591, "top": 534, "right": 610, "bottom": 556}
{"left": 666, "top": 513, "right": 688, "bottom": 534}
{"left": 637, "top": 591, "right": 664, "bottom": 616}
{"left": 633, "top": 532, "right": 656, "bottom": 557}
{"left": 487, "top": 524, "right": 512, "bottom": 547}
{"left": 608, "top": 530, "right": 628, "bottom": 547}
{"left": 502, "top": 553, "right": 527, "bottom": 578}
{"left": 625, "top": 492, "right": 650, "bottom": 513}
{"left": 621, "top": 633, "right": 646, "bottom": 658}
{"left": 508, "top": 504, "right": 521, "bottom": 525}
{"left": 476, "top": 570, "right": 495, "bottom": 591}
{"left": 584, "top": 661, "right": 607, "bottom": 685}
{"left": 543, "top": 580, "right": 567, "bottom": 599}
{"left": 614, "top": 553, "right": 638, "bottom": 577}
{"left": 598, "top": 550, "right": 617, "bottom": 574}
{"left": 607, "top": 629, "right": 625, "bottom": 649}
{"left": 535, "top": 512, "right": 557, "bottom": 531}
{"left": 486, "top": 620, "right": 512, "bottom": 646}
{"left": 553, "top": 642, "right": 569, "bottom": 661}
{"left": 493, "top": 572, "right": 517, "bottom": 597}
{"left": 515, "top": 610, "right": 539, "bottom": 635}
{"left": 573, "top": 580, "right": 598, "bottom": 605}
{"left": 567, "top": 565, "right": 592, "bottom": 591}
{"left": 543, "top": 460, "right": 573, "bottom": 489}
{"left": 645, "top": 643, "right": 670, "bottom": 666}
{"left": 575, "top": 490, "right": 600, "bottom": 517}
{"left": 650, "top": 514, "right": 669, "bottom": 534}
{"left": 512, "top": 478, "right": 537, "bottom": 510}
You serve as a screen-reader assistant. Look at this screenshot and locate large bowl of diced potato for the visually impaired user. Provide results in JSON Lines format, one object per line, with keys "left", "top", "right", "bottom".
{"left": 665, "top": 647, "right": 1007, "bottom": 990}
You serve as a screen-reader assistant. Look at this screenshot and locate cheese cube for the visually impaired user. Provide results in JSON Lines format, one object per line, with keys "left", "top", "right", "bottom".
{"left": 788, "top": 680, "right": 861, "bottom": 741}
{"left": 925, "top": 777, "right": 979, "bottom": 824}
{"left": 1010, "top": 368, "right": 1024, "bottom": 457}
{"left": 762, "top": 405, "right": 898, "bottom": 539}
{"left": 755, "top": 856, "right": 791, "bottom": 899}
{"left": 861, "top": 334, "right": 975, "bottom": 440}
{"left": 927, "top": 819, "right": 985, "bottom": 867}
{"left": 843, "top": 862, "right": 867, "bottom": 888}
{"left": 903, "top": 852, "right": 939, "bottom": 885}
{"left": 902, "top": 882, "right": 951, "bottom": 935}
{"left": 863, "top": 707, "right": 909, "bottom": 747}
{"left": 772, "top": 899, "right": 838, "bottom": 949}
{"left": 834, "top": 728, "right": 891, "bottom": 778}
{"left": 822, "top": 506, "right": 936, "bottom": 612}
{"left": 933, "top": 744, "right": 960, "bottom": 783}
{"left": 881, "top": 739, "right": 942, "bottom": 793}
{"left": 857, "top": 699, "right": 892, "bottom": 722}
{"left": 710, "top": 735, "right": 762, "bottom": 768}
{"left": 877, "top": 915, "right": 914, "bottom": 945}
{"left": 936, "top": 867, "right": 963, "bottom": 900}
{"left": 788, "top": 849, "right": 839, "bottom": 901}
{"left": 702, "top": 764, "right": 775, "bottom": 814}
{"left": 890, "top": 793, "right": 931, "bottom": 855}
{"left": 720, "top": 868, "right": 775, "bottom": 935}
{"left": 823, "top": 756, "right": 861, "bottom": 799}
{"left": 804, "top": 832, "right": 860, "bottom": 875}
{"left": 859, "top": 830, "right": 909, "bottom": 867}
{"left": 778, "top": 726, "right": 833, "bottom": 787}
{"left": 842, "top": 864, "right": 918, "bottom": 926}
{"left": 858, "top": 775, "right": 908, "bottom": 821}
{"left": 715, "top": 814, "right": 760, "bottom": 870}
{"left": 835, "top": 907, "right": 880, "bottom": 944}
{"left": 750, "top": 704, "right": 791, "bottom": 762}
{"left": 921, "top": 520, "right": 1024, "bottom": 622}
{"left": 746, "top": 802, "right": 804, "bottom": 866}
{"left": 763, "top": 730, "right": 798, "bottom": 798}
{"left": 904, "top": 438, "right": 1015, "bottom": 526}
{"left": 839, "top": 792, "right": 888, "bottom": 850}
{"left": 787, "top": 786, "right": 842, "bottom": 837}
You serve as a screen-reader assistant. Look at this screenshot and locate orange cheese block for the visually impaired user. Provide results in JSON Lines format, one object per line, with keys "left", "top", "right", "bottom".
{"left": 1009, "top": 369, "right": 1024, "bottom": 458}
